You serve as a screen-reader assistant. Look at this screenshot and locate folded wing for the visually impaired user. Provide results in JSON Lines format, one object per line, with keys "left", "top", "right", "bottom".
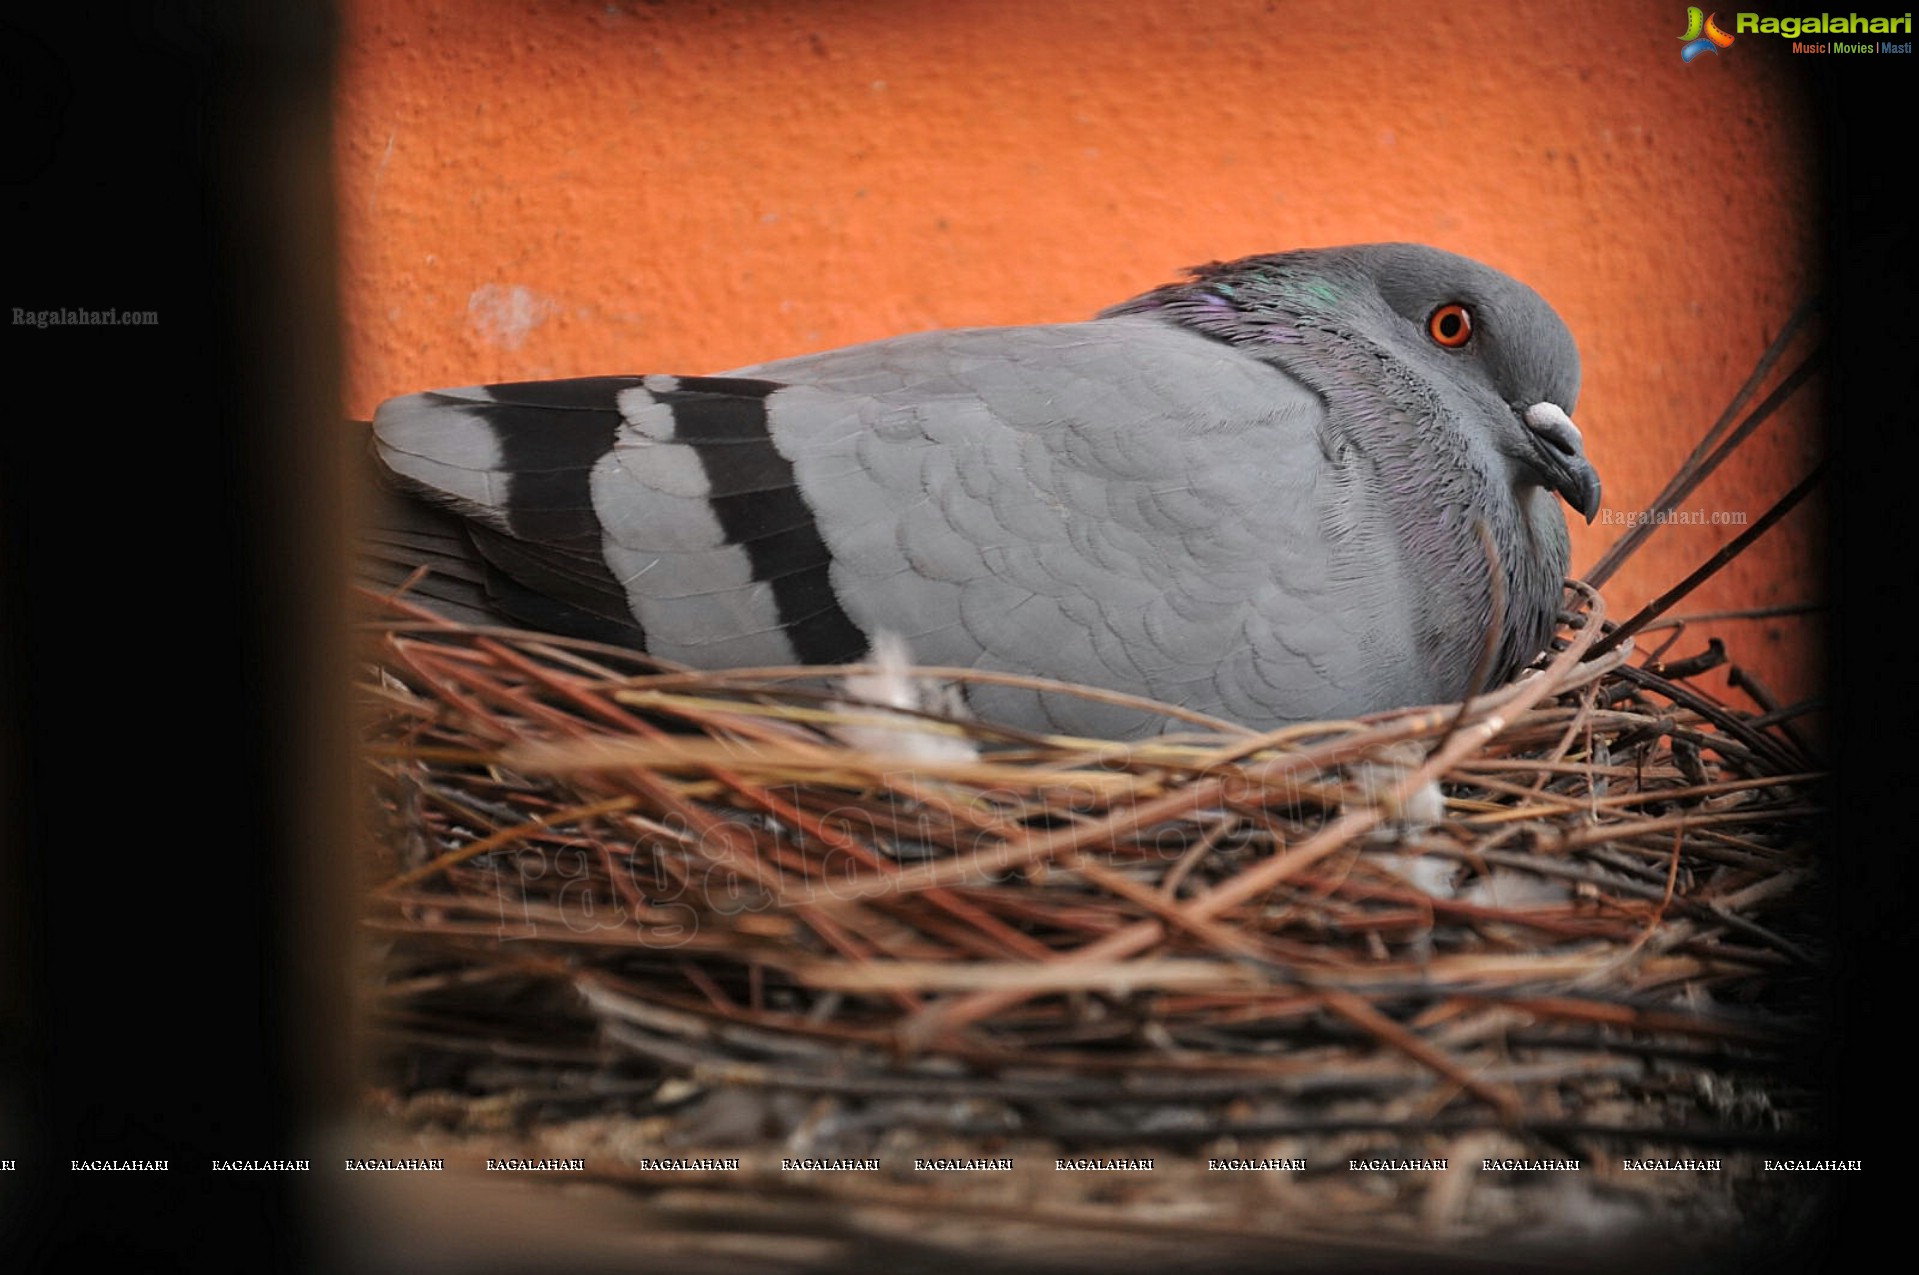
{"left": 372, "top": 316, "right": 1381, "bottom": 735}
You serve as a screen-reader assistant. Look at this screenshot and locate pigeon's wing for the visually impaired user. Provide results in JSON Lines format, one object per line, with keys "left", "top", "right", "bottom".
{"left": 373, "top": 316, "right": 1397, "bottom": 734}
{"left": 370, "top": 378, "right": 654, "bottom": 646}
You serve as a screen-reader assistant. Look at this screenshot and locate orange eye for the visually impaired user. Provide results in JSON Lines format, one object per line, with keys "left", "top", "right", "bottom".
{"left": 1427, "top": 303, "right": 1473, "bottom": 348}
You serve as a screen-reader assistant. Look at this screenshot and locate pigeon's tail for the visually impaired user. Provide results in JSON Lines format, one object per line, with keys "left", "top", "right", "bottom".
{"left": 357, "top": 456, "right": 498, "bottom": 628}
{"left": 354, "top": 420, "right": 647, "bottom": 647}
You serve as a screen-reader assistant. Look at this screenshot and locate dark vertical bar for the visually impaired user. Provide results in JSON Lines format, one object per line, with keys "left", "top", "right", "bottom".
{"left": 2, "top": 5, "right": 345, "bottom": 1269}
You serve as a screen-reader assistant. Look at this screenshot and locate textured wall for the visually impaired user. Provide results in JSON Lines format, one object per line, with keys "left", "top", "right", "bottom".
{"left": 336, "top": 0, "right": 1824, "bottom": 709}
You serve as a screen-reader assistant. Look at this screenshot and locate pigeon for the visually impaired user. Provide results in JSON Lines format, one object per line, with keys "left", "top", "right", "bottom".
{"left": 366, "top": 243, "right": 1600, "bottom": 739}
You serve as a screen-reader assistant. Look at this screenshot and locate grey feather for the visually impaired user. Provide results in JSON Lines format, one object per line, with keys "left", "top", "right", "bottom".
{"left": 368, "top": 243, "right": 1599, "bottom": 738}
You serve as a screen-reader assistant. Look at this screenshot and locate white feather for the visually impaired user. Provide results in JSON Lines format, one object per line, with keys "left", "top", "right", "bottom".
{"left": 830, "top": 631, "right": 980, "bottom": 763}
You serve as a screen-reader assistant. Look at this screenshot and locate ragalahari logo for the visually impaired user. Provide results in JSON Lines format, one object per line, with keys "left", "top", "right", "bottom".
{"left": 1680, "top": 7, "right": 1737, "bottom": 59}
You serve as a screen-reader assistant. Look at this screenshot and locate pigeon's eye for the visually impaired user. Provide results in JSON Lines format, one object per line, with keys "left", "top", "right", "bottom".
{"left": 1427, "top": 303, "right": 1473, "bottom": 348}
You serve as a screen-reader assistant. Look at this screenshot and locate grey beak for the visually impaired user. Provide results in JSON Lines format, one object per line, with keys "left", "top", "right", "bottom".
{"left": 1524, "top": 403, "right": 1602, "bottom": 524}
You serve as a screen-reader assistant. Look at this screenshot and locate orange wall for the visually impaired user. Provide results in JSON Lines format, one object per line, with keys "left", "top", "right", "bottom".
{"left": 336, "top": 0, "right": 1825, "bottom": 710}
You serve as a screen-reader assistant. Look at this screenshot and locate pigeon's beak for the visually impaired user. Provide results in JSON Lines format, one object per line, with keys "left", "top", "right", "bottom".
{"left": 1523, "top": 403, "right": 1602, "bottom": 524}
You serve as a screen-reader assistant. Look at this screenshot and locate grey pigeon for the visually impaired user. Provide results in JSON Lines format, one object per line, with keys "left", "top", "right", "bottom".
{"left": 368, "top": 243, "right": 1599, "bottom": 738}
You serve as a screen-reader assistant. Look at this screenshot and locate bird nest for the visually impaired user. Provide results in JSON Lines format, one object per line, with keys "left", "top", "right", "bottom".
{"left": 355, "top": 578, "right": 1824, "bottom": 1260}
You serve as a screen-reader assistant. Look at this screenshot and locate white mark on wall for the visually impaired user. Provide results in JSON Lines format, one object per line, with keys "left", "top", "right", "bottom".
{"left": 467, "top": 284, "right": 558, "bottom": 350}
{"left": 369, "top": 132, "right": 395, "bottom": 212}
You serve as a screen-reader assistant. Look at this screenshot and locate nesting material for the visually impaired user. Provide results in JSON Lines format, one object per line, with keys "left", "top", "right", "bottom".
{"left": 355, "top": 572, "right": 1823, "bottom": 1257}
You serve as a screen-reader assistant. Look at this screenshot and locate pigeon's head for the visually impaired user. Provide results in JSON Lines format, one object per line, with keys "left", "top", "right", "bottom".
{"left": 1359, "top": 243, "right": 1599, "bottom": 523}
{"left": 1108, "top": 243, "right": 1603, "bottom": 524}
